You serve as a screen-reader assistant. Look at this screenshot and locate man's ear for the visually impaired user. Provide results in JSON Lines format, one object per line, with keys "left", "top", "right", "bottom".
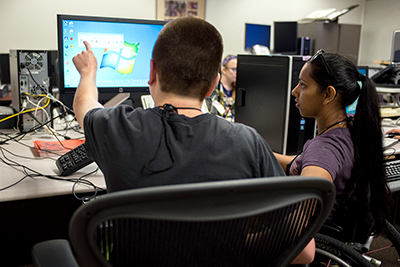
{"left": 148, "top": 59, "right": 157, "bottom": 86}
{"left": 206, "top": 73, "right": 220, "bottom": 97}
{"left": 324, "top": 85, "right": 337, "bottom": 104}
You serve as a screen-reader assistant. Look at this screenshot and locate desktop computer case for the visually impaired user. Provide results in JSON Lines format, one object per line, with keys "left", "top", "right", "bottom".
{"left": 10, "top": 50, "right": 57, "bottom": 132}
{"left": 235, "top": 55, "right": 316, "bottom": 155}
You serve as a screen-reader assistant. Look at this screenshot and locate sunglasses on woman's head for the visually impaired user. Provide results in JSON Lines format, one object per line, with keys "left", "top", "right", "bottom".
{"left": 310, "top": 49, "right": 337, "bottom": 82}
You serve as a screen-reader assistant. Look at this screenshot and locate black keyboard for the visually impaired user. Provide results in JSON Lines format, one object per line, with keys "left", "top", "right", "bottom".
{"left": 56, "top": 143, "right": 94, "bottom": 176}
{"left": 385, "top": 159, "right": 400, "bottom": 181}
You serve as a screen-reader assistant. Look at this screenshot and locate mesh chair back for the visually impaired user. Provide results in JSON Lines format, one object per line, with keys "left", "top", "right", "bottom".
{"left": 69, "top": 176, "right": 335, "bottom": 267}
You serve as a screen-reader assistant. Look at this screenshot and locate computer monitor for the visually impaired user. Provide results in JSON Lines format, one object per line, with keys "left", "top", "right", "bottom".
{"left": 57, "top": 14, "right": 167, "bottom": 108}
{"left": 357, "top": 66, "right": 369, "bottom": 77}
{"left": 0, "top": 53, "right": 10, "bottom": 84}
{"left": 273, "top": 21, "right": 298, "bottom": 54}
{"left": 245, "top": 23, "right": 271, "bottom": 51}
{"left": 391, "top": 30, "right": 400, "bottom": 63}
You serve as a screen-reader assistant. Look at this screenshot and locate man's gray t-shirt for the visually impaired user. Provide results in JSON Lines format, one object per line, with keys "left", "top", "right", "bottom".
{"left": 84, "top": 105, "right": 284, "bottom": 192}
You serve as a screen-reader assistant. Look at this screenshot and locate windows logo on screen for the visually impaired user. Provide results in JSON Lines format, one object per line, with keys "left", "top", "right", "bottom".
{"left": 100, "top": 41, "right": 139, "bottom": 74}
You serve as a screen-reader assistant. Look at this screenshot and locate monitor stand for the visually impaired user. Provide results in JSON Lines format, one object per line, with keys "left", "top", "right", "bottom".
{"left": 103, "top": 92, "right": 131, "bottom": 107}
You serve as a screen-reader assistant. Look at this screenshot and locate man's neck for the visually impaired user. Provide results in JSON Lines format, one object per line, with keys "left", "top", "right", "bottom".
{"left": 154, "top": 94, "right": 204, "bottom": 118}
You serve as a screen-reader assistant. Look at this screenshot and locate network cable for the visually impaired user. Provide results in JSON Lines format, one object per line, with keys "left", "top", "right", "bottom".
{"left": 0, "top": 94, "right": 50, "bottom": 123}
{"left": 0, "top": 145, "right": 105, "bottom": 200}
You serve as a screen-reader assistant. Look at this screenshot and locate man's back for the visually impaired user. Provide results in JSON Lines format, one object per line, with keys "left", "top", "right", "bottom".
{"left": 84, "top": 105, "right": 284, "bottom": 192}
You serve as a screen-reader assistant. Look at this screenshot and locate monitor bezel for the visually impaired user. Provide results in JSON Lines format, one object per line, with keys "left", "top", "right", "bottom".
{"left": 57, "top": 14, "right": 167, "bottom": 96}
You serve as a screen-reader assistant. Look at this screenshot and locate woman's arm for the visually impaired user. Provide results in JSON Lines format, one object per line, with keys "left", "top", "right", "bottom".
{"left": 289, "top": 166, "right": 332, "bottom": 264}
{"left": 273, "top": 152, "right": 295, "bottom": 172}
{"left": 300, "top": 165, "right": 333, "bottom": 182}
{"left": 290, "top": 238, "right": 315, "bottom": 264}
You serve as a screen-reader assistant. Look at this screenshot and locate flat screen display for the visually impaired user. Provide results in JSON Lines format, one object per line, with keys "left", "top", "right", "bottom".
{"left": 357, "top": 66, "right": 369, "bottom": 77}
{"left": 274, "top": 21, "right": 298, "bottom": 54}
{"left": 245, "top": 23, "right": 271, "bottom": 50}
{"left": 57, "top": 14, "right": 166, "bottom": 94}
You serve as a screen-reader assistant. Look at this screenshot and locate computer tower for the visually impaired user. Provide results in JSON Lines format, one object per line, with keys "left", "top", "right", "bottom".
{"left": 10, "top": 50, "right": 57, "bottom": 132}
{"left": 298, "top": 37, "right": 313, "bottom": 56}
{"left": 235, "top": 55, "right": 316, "bottom": 155}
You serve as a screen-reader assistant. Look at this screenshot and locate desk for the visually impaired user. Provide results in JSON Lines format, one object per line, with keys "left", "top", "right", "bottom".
{"left": 0, "top": 131, "right": 106, "bottom": 202}
{"left": 382, "top": 125, "right": 400, "bottom": 231}
{"left": 0, "top": 129, "right": 106, "bottom": 266}
{"left": 384, "top": 125, "right": 400, "bottom": 193}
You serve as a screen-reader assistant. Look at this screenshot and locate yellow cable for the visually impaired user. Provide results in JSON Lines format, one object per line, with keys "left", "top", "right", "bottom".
{"left": 0, "top": 95, "right": 50, "bottom": 123}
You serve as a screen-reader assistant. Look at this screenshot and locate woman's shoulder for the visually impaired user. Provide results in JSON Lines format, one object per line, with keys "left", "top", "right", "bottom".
{"left": 323, "top": 127, "right": 351, "bottom": 139}
{"left": 305, "top": 128, "right": 352, "bottom": 151}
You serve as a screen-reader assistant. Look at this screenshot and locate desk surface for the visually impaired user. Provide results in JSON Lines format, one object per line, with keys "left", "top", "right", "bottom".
{"left": 0, "top": 129, "right": 106, "bottom": 202}
{"left": 2, "top": 124, "right": 400, "bottom": 201}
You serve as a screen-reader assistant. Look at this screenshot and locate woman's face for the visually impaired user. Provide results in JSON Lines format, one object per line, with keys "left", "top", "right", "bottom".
{"left": 292, "top": 62, "right": 325, "bottom": 118}
{"left": 222, "top": 58, "right": 237, "bottom": 83}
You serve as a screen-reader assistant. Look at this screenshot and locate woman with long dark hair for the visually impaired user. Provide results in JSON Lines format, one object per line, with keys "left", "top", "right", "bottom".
{"left": 274, "top": 50, "right": 392, "bottom": 241}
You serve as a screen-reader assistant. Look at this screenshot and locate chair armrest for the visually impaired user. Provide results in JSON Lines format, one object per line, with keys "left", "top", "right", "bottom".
{"left": 319, "top": 222, "right": 344, "bottom": 241}
{"left": 31, "top": 239, "right": 79, "bottom": 267}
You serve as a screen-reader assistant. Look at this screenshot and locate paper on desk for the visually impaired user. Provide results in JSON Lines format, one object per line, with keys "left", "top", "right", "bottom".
{"left": 32, "top": 139, "right": 85, "bottom": 157}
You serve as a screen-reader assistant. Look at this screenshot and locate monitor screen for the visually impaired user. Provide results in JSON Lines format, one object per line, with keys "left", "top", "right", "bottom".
{"left": 273, "top": 21, "right": 298, "bottom": 54}
{"left": 57, "top": 14, "right": 167, "bottom": 97}
{"left": 357, "top": 66, "right": 369, "bottom": 77}
{"left": 245, "top": 23, "right": 271, "bottom": 50}
{"left": 391, "top": 30, "right": 400, "bottom": 62}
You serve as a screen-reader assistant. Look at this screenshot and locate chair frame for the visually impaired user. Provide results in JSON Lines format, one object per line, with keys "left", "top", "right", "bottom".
{"left": 33, "top": 176, "right": 335, "bottom": 267}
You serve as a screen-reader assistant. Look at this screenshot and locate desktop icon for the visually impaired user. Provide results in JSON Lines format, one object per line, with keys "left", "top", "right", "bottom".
{"left": 100, "top": 41, "right": 139, "bottom": 74}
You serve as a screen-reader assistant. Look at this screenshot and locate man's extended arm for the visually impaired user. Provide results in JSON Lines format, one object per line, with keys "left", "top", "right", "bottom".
{"left": 72, "top": 41, "right": 103, "bottom": 129}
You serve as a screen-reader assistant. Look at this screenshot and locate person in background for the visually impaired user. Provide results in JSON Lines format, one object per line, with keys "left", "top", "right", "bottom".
{"left": 385, "top": 128, "right": 400, "bottom": 139}
{"left": 274, "top": 50, "right": 392, "bottom": 242}
{"left": 209, "top": 55, "right": 237, "bottom": 120}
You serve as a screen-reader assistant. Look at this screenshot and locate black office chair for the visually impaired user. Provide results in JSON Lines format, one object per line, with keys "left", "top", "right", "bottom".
{"left": 31, "top": 176, "right": 335, "bottom": 267}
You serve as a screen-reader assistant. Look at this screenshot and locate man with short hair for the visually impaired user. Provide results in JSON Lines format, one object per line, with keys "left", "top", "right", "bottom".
{"left": 72, "top": 17, "right": 284, "bottom": 192}
{"left": 72, "top": 17, "right": 314, "bottom": 264}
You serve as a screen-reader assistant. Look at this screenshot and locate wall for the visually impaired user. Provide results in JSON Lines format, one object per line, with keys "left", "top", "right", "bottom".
{"left": 0, "top": 0, "right": 156, "bottom": 53}
{"left": 359, "top": 0, "right": 400, "bottom": 66}
{"left": 0, "top": 0, "right": 397, "bottom": 67}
